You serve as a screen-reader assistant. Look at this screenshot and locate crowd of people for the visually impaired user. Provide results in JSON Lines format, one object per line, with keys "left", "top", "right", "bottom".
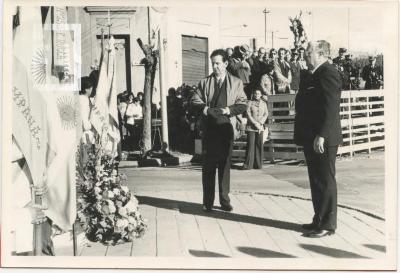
{"left": 117, "top": 91, "right": 144, "bottom": 151}
{"left": 225, "top": 44, "right": 383, "bottom": 97}
{"left": 117, "top": 44, "right": 384, "bottom": 160}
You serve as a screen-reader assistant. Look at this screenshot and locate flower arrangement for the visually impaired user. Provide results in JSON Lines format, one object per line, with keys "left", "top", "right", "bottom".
{"left": 77, "top": 144, "right": 146, "bottom": 245}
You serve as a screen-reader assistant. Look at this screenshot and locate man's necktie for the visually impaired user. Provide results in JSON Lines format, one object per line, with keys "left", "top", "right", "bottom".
{"left": 218, "top": 78, "right": 223, "bottom": 89}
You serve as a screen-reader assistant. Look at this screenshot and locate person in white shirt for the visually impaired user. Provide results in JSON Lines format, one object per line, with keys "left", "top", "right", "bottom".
{"left": 79, "top": 76, "right": 96, "bottom": 145}
{"left": 125, "top": 94, "right": 143, "bottom": 150}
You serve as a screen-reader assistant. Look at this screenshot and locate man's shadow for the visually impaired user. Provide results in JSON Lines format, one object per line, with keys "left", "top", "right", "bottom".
{"left": 136, "top": 195, "right": 303, "bottom": 233}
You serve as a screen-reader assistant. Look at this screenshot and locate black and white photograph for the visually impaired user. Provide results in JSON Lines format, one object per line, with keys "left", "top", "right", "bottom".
{"left": 1, "top": 0, "right": 398, "bottom": 270}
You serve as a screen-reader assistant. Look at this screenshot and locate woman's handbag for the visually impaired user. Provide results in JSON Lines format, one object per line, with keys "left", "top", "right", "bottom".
{"left": 262, "top": 126, "right": 270, "bottom": 143}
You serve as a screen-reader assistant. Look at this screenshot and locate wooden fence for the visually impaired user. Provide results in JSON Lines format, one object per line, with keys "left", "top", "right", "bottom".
{"left": 232, "top": 89, "right": 385, "bottom": 162}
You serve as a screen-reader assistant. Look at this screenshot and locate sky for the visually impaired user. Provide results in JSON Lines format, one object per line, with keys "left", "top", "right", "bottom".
{"left": 219, "top": 6, "right": 383, "bottom": 56}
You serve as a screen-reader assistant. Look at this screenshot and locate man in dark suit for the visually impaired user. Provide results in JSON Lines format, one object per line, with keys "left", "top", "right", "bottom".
{"left": 294, "top": 40, "right": 342, "bottom": 238}
{"left": 361, "top": 56, "right": 383, "bottom": 90}
{"left": 190, "top": 49, "right": 247, "bottom": 212}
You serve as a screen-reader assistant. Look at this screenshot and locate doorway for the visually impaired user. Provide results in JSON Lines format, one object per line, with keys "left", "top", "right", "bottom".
{"left": 96, "top": 34, "right": 132, "bottom": 94}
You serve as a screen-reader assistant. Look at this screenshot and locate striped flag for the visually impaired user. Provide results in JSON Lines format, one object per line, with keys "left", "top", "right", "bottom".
{"left": 40, "top": 6, "right": 79, "bottom": 231}
{"left": 12, "top": 6, "right": 50, "bottom": 189}
{"left": 90, "top": 36, "right": 120, "bottom": 155}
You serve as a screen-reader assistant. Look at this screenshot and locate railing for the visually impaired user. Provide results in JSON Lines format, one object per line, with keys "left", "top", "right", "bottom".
{"left": 232, "top": 89, "right": 385, "bottom": 162}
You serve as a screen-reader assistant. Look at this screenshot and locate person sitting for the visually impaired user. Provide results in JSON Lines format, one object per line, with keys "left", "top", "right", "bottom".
{"left": 242, "top": 89, "right": 268, "bottom": 170}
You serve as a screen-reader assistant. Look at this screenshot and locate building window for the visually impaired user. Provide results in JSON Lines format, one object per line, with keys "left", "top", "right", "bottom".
{"left": 182, "top": 35, "right": 208, "bottom": 86}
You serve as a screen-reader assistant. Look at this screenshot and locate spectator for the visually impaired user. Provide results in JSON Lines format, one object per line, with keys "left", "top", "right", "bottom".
{"left": 362, "top": 56, "right": 383, "bottom": 90}
{"left": 289, "top": 49, "right": 301, "bottom": 93}
{"left": 333, "top": 48, "right": 349, "bottom": 90}
{"left": 226, "top": 47, "right": 234, "bottom": 58}
{"left": 250, "top": 47, "right": 268, "bottom": 92}
{"left": 298, "top": 47, "right": 308, "bottom": 70}
{"left": 268, "top": 48, "right": 278, "bottom": 64}
{"left": 344, "top": 54, "right": 358, "bottom": 89}
{"left": 259, "top": 63, "right": 275, "bottom": 99}
{"left": 117, "top": 93, "right": 128, "bottom": 142}
{"left": 242, "top": 89, "right": 268, "bottom": 170}
{"left": 273, "top": 47, "right": 292, "bottom": 93}
{"left": 125, "top": 95, "right": 143, "bottom": 150}
{"left": 227, "top": 44, "right": 252, "bottom": 98}
{"left": 289, "top": 49, "right": 301, "bottom": 115}
{"left": 167, "top": 87, "right": 178, "bottom": 150}
{"left": 136, "top": 91, "right": 144, "bottom": 107}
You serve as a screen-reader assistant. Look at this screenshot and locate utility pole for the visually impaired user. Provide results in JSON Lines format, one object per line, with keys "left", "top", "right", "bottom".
{"left": 272, "top": 31, "right": 274, "bottom": 49}
{"left": 263, "top": 9, "right": 270, "bottom": 47}
{"left": 158, "top": 29, "right": 169, "bottom": 152}
{"left": 147, "top": 7, "right": 151, "bottom": 44}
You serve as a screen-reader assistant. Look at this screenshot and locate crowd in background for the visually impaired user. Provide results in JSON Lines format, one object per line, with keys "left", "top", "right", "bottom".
{"left": 119, "top": 44, "right": 384, "bottom": 155}
{"left": 117, "top": 91, "right": 144, "bottom": 151}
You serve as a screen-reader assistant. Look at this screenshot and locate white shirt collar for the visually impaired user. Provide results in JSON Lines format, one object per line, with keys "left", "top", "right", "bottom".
{"left": 215, "top": 73, "right": 226, "bottom": 82}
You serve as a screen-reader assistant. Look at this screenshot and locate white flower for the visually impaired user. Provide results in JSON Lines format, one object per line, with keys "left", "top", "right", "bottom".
{"left": 99, "top": 220, "right": 107, "bottom": 228}
{"left": 94, "top": 186, "right": 101, "bottom": 195}
{"left": 113, "top": 188, "right": 120, "bottom": 195}
{"left": 128, "top": 216, "right": 137, "bottom": 225}
{"left": 121, "top": 186, "right": 129, "bottom": 193}
{"left": 107, "top": 200, "right": 116, "bottom": 214}
{"left": 116, "top": 218, "right": 129, "bottom": 230}
{"left": 118, "top": 206, "right": 128, "bottom": 217}
{"left": 101, "top": 204, "right": 110, "bottom": 215}
{"left": 127, "top": 223, "right": 134, "bottom": 232}
{"left": 107, "top": 190, "right": 115, "bottom": 199}
{"left": 125, "top": 197, "right": 139, "bottom": 213}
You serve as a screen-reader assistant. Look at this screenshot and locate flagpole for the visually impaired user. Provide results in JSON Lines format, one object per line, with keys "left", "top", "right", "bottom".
{"left": 72, "top": 222, "right": 78, "bottom": 256}
{"left": 32, "top": 186, "right": 43, "bottom": 256}
{"left": 100, "top": 28, "right": 105, "bottom": 63}
{"left": 32, "top": 184, "right": 47, "bottom": 256}
{"left": 158, "top": 29, "right": 169, "bottom": 152}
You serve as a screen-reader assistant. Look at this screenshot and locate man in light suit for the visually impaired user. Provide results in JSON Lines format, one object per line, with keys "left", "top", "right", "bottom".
{"left": 273, "top": 47, "right": 292, "bottom": 94}
{"left": 294, "top": 40, "right": 343, "bottom": 238}
{"left": 190, "top": 49, "right": 247, "bottom": 212}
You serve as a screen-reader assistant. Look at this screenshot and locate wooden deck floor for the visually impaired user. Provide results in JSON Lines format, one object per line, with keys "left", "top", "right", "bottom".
{"left": 64, "top": 191, "right": 386, "bottom": 259}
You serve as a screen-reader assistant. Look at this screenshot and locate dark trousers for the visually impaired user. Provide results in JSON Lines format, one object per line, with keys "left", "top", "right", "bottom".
{"left": 303, "top": 143, "right": 338, "bottom": 231}
{"left": 243, "top": 131, "right": 263, "bottom": 169}
{"left": 202, "top": 124, "right": 233, "bottom": 208}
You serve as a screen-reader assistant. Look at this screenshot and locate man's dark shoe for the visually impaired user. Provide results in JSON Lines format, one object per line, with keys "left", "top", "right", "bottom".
{"left": 302, "top": 223, "right": 318, "bottom": 230}
{"left": 303, "top": 229, "right": 335, "bottom": 238}
{"left": 202, "top": 205, "right": 212, "bottom": 212}
{"left": 220, "top": 204, "right": 233, "bottom": 212}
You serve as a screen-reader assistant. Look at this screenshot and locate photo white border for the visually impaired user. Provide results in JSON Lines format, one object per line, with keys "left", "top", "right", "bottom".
{"left": 1, "top": 0, "right": 398, "bottom": 270}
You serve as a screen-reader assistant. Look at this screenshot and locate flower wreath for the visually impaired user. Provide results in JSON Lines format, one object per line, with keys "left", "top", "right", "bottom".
{"left": 77, "top": 144, "right": 146, "bottom": 245}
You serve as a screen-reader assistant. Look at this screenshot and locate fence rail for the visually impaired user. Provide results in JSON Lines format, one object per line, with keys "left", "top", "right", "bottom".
{"left": 232, "top": 89, "right": 385, "bottom": 162}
